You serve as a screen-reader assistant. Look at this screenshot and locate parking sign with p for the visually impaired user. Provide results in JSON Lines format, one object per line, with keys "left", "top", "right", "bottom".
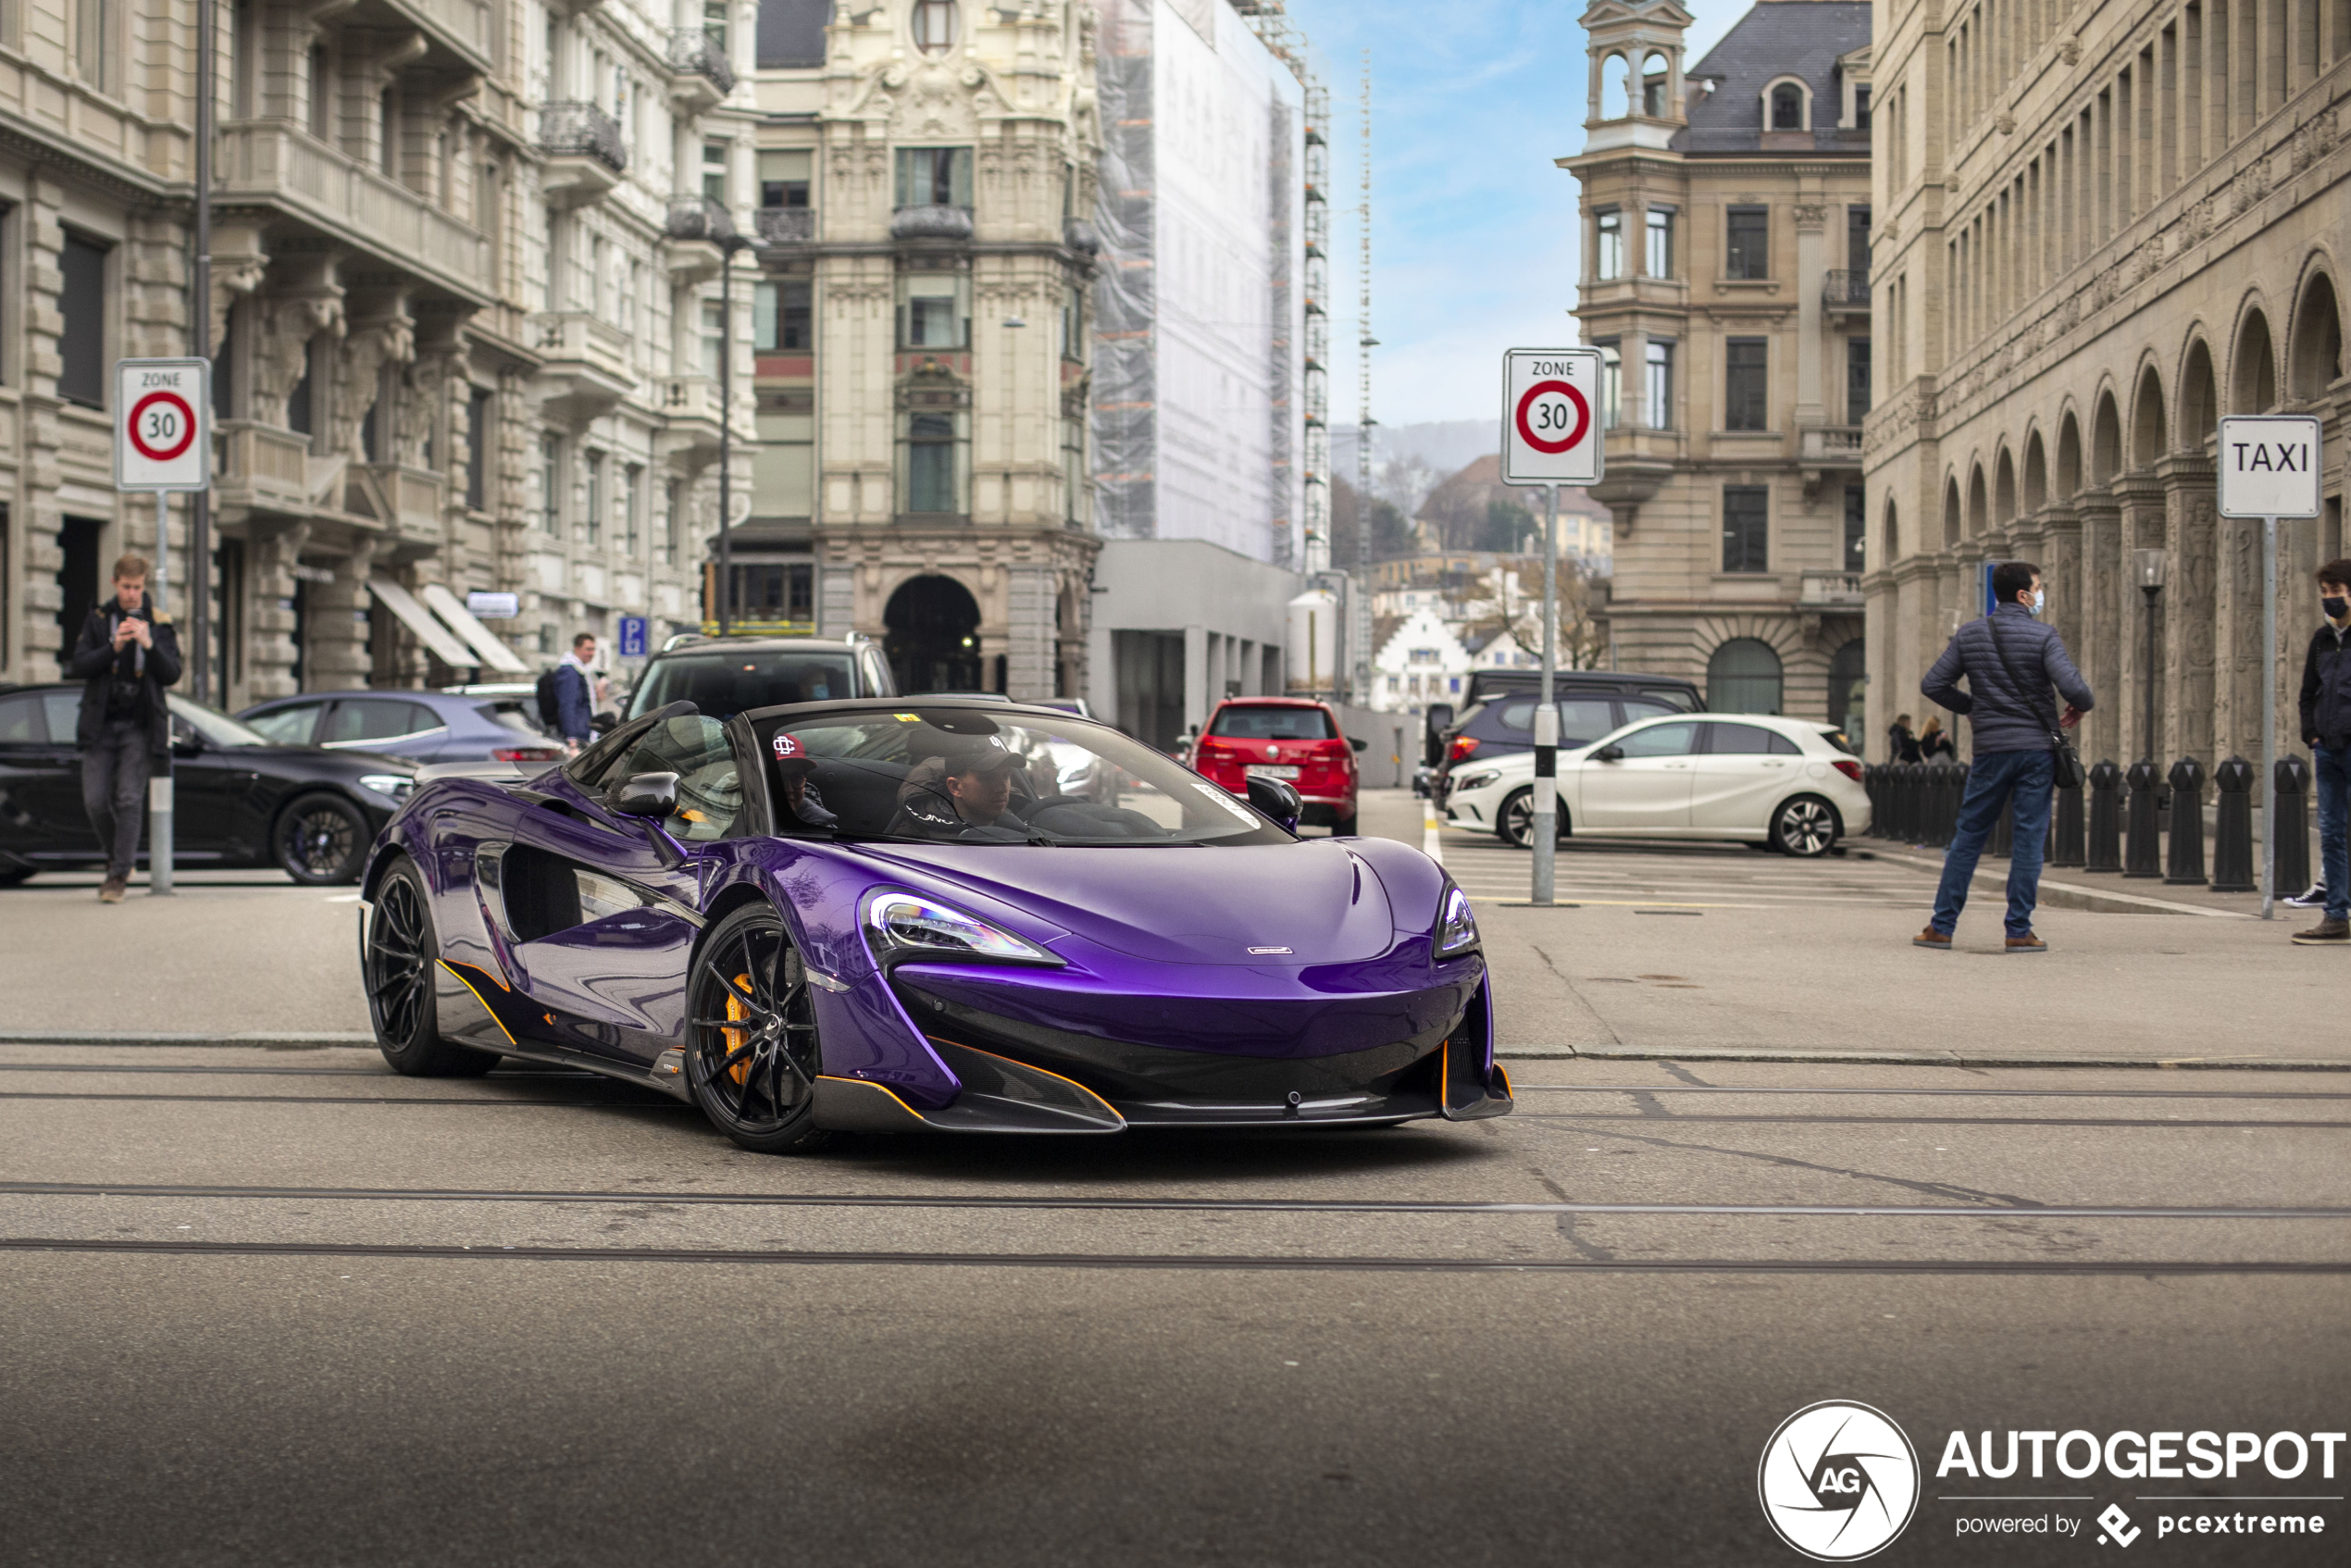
{"left": 1502, "top": 348, "right": 1605, "bottom": 487}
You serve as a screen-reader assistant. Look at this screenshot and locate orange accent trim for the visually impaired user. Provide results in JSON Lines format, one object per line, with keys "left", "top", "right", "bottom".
{"left": 1492, "top": 1061, "right": 1512, "bottom": 1100}
{"left": 542, "top": 1012, "right": 556, "bottom": 1027}
{"left": 436, "top": 961, "right": 517, "bottom": 1046}
{"left": 923, "top": 1035, "right": 1121, "bottom": 1117}
{"left": 815, "top": 1075, "right": 928, "bottom": 1122}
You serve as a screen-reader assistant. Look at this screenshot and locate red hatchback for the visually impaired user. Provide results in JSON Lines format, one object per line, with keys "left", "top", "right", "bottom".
{"left": 1192, "top": 698, "right": 1362, "bottom": 835}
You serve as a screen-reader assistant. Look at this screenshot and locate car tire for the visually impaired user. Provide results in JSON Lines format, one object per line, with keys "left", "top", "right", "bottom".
{"left": 1498, "top": 787, "right": 1569, "bottom": 849}
{"left": 277, "top": 791, "right": 369, "bottom": 885}
{"left": 684, "top": 902, "right": 831, "bottom": 1156}
{"left": 0, "top": 865, "right": 32, "bottom": 888}
{"left": 1771, "top": 795, "right": 1842, "bottom": 858}
{"left": 367, "top": 856, "right": 501, "bottom": 1076}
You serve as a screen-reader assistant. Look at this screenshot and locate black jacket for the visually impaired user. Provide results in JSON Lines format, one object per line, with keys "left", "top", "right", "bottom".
{"left": 66, "top": 595, "right": 182, "bottom": 752}
{"left": 2300, "top": 620, "right": 2351, "bottom": 750}
{"left": 1921, "top": 604, "right": 2096, "bottom": 754}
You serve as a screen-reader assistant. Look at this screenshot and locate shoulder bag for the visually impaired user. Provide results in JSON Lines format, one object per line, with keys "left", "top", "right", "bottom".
{"left": 1987, "top": 614, "right": 2085, "bottom": 789}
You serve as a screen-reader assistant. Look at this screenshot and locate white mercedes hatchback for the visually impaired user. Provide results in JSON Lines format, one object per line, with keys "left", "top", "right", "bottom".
{"left": 1441, "top": 713, "right": 1871, "bottom": 856}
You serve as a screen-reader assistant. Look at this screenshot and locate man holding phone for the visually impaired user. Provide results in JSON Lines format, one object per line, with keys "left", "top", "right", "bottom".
{"left": 1913, "top": 561, "right": 2093, "bottom": 953}
{"left": 65, "top": 554, "right": 181, "bottom": 902}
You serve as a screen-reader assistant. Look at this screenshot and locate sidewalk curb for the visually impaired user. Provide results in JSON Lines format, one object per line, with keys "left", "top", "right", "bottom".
{"left": 1498, "top": 1044, "right": 2351, "bottom": 1071}
{"left": 1861, "top": 847, "right": 2254, "bottom": 918}
{"left": 0, "top": 1032, "right": 377, "bottom": 1050}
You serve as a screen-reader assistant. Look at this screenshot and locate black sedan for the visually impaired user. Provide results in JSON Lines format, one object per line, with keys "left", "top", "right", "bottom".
{"left": 0, "top": 684, "right": 418, "bottom": 886}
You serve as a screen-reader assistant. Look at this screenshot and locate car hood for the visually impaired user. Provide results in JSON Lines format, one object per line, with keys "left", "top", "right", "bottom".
{"left": 852, "top": 839, "right": 1399, "bottom": 965}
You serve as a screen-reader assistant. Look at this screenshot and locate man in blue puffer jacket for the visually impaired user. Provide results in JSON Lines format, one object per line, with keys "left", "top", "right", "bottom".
{"left": 2294, "top": 559, "right": 2351, "bottom": 946}
{"left": 1913, "top": 561, "right": 2095, "bottom": 953}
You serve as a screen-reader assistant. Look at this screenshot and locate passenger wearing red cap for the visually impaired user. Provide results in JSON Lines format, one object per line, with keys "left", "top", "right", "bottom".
{"left": 768, "top": 731, "right": 837, "bottom": 828}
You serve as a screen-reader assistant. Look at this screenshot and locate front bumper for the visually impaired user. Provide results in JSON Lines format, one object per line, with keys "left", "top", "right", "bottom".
{"left": 811, "top": 949, "right": 1509, "bottom": 1132}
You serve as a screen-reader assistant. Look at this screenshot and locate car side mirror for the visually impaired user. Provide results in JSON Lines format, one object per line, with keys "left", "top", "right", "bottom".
{"left": 606, "top": 770, "right": 678, "bottom": 819}
{"left": 170, "top": 724, "right": 203, "bottom": 757}
{"left": 1348, "top": 736, "right": 1367, "bottom": 753}
{"left": 1245, "top": 774, "right": 1302, "bottom": 833}
{"left": 1593, "top": 743, "right": 1624, "bottom": 763}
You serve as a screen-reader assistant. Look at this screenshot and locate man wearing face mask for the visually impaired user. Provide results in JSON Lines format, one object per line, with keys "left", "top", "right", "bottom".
{"left": 1913, "top": 560, "right": 2094, "bottom": 953}
{"left": 2292, "top": 561, "right": 2351, "bottom": 944}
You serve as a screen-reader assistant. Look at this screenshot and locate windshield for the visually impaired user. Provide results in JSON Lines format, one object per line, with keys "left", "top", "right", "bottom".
{"left": 750, "top": 707, "right": 1291, "bottom": 847}
{"left": 628, "top": 651, "right": 854, "bottom": 721}
{"left": 166, "top": 693, "right": 272, "bottom": 748}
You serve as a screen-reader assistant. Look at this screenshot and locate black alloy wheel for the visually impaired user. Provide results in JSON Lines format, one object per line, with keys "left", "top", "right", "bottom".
{"left": 1771, "top": 795, "right": 1842, "bottom": 858}
{"left": 278, "top": 791, "right": 368, "bottom": 884}
{"left": 1499, "top": 787, "right": 1570, "bottom": 849}
{"left": 685, "top": 902, "right": 829, "bottom": 1155}
{"left": 367, "top": 857, "right": 500, "bottom": 1076}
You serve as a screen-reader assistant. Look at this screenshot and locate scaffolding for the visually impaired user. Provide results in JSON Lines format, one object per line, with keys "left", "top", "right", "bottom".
{"left": 1352, "top": 56, "right": 1374, "bottom": 701}
{"left": 1237, "top": 1, "right": 1328, "bottom": 577}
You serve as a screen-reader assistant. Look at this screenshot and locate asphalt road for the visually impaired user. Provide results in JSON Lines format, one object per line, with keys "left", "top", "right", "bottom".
{"left": 1, "top": 800, "right": 2344, "bottom": 1565}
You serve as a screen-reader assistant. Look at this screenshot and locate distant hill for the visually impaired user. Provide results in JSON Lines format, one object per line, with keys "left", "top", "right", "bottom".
{"left": 1331, "top": 420, "right": 1495, "bottom": 481}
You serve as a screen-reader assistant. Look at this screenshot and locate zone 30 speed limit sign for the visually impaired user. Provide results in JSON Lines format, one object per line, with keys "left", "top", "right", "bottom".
{"left": 114, "top": 357, "right": 211, "bottom": 492}
{"left": 1501, "top": 347, "right": 1604, "bottom": 486}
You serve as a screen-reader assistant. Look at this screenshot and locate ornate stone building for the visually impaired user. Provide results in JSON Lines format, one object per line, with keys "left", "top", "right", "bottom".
{"left": 0, "top": 0, "right": 760, "bottom": 706}
{"left": 747, "top": 0, "right": 1101, "bottom": 699}
{"left": 1566, "top": 0, "right": 1873, "bottom": 728}
{"left": 1865, "top": 0, "right": 2349, "bottom": 770}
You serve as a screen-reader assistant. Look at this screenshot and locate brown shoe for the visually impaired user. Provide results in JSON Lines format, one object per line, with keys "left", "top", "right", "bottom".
{"left": 1912, "top": 927, "right": 1951, "bottom": 950}
{"left": 98, "top": 877, "right": 126, "bottom": 903}
{"left": 2005, "top": 932, "right": 2047, "bottom": 953}
{"left": 2293, "top": 917, "right": 2351, "bottom": 946}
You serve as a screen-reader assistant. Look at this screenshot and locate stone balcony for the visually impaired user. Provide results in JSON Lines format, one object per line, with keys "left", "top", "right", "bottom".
{"left": 889, "top": 204, "right": 974, "bottom": 243}
{"left": 386, "top": 0, "right": 493, "bottom": 70}
{"left": 1797, "top": 570, "right": 1866, "bottom": 607}
{"left": 756, "top": 205, "right": 816, "bottom": 247}
{"left": 350, "top": 463, "right": 450, "bottom": 550}
{"left": 214, "top": 122, "right": 491, "bottom": 302}
{"left": 539, "top": 102, "right": 627, "bottom": 207}
{"left": 1797, "top": 423, "right": 1864, "bottom": 492}
{"left": 658, "top": 375, "right": 728, "bottom": 460}
{"left": 665, "top": 28, "right": 737, "bottom": 113}
{"left": 1822, "top": 268, "right": 1871, "bottom": 319}
{"left": 534, "top": 312, "right": 635, "bottom": 421}
{"left": 1591, "top": 424, "right": 1680, "bottom": 515}
{"left": 665, "top": 193, "right": 737, "bottom": 281}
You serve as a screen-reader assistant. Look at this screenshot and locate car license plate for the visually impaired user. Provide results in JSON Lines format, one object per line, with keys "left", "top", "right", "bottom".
{"left": 1245, "top": 764, "right": 1300, "bottom": 780}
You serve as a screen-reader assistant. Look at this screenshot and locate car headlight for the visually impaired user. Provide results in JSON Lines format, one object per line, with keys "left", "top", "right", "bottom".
{"left": 1451, "top": 767, "right": 1502, "bottom": 793}
{"left": 357, "top": 773, "right": 414, "bottom": 803}
{"left": 1435, "top": 884, "right": 1479, "bottom": 956}
{"left": 861, "top": 890, "right": 1064, "bottom": 967}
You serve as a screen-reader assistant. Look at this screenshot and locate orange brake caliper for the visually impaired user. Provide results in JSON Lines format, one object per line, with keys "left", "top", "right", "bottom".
{"left": 724, "top": 974, "right": 753, "bottom": 1084}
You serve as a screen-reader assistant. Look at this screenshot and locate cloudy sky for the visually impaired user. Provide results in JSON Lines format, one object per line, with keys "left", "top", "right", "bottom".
{"left": 1284, "top": 0, "right": 1743, "bottom": 429}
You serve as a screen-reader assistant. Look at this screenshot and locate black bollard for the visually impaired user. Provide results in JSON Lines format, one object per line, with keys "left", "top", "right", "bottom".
{"left": 2209, "top": 756, "right": 2256, "bottom": 892}
{"left": 2274, "top": 755, "right": 2312, "bottom": 896}
{"left": 2051, "top": 769, "right": 2087, "bottom": 866}
{"left": 1913, "top": 761, "right": 1939, "bottom": 845}
{"left": 1989, "top": 789, "right": 2015, "bottom": 859}
{"left": 2164, "top": 757, "right": 2207, "bottom": 885}
{"left": 1922, "top": 761, "right": 1953, "bottom": 846}
{"left": 1899, "top": 762, "right": 1922, "bottom": 842}
{"left": 1865, "top": 765, "right": 1885, "bottom": 837}
{"left": 2086, "top": 759, "right": 2124, "bottom": 872}
{"left": 2124, "top": 759, "right": 2164, "bottom": 877}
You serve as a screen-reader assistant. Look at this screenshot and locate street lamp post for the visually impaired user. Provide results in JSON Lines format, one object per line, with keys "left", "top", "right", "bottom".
{"left": 2133, "top": 548, "right": 2167, "bottom": 761}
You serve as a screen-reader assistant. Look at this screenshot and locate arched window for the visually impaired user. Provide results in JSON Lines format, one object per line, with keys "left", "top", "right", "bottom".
{"left": 1641, "top": 53, "right": 1671, "bottom": 117}
{"left": 2291, "top": 274, "right": 2343, "bottom": 403}
{"left": 1600, "top": 54, "right": 1632, "bottom": 119}
{"left": 912, "top": 0, "right": 957, "bottom": 56}
{"left": 1828, "top": 638, "right": 1866, "bottom": 737}
{"left": 1770, "top": 82, "right": 1804, "bottom": 131}
{"left": 1708, "top": 638, "right": 1784, "bottom": 715}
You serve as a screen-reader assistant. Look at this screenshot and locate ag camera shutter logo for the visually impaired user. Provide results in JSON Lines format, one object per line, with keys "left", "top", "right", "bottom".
{"left": 1759, "top": 1401, "right": 1921, "bottom": 1561}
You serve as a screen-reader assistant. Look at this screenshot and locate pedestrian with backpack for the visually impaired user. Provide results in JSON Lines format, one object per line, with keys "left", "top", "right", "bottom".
{"left": 1911, "top": 561, "right": 2094, "bottom": 954}
{"left": 537, "top": 632, "right": 598, "bottom": 753}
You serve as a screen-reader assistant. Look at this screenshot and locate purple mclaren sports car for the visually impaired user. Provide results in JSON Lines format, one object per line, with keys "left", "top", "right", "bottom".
{"left": 357, "top": 697, "right": 1510, "bottom": 1153}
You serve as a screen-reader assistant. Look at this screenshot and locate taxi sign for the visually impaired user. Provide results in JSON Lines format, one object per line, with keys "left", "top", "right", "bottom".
{"left": 115, "top": 358, "right": 211, "bottom": 492}
{"left": 1501, "top": 348, "right": 1605, "bottom": 486}
{"left": 2217, "top": 416, "right": 2323, "bottom": 517}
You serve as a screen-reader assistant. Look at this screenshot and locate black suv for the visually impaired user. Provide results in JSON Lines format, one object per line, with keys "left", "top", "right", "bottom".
{"left": 1427, "top": 672, "right": 1705, "bottom": 803}
{"left": 622, "top": 635, "right": 896, "bottom": 723}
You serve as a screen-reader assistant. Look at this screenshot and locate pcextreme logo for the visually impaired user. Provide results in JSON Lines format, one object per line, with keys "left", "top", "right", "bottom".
{"left": 1759, "top": 1401, "right": 1922, "bottom": 1562}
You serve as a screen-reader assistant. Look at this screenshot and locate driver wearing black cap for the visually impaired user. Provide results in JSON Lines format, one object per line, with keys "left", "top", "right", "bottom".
{"left": 891, "top": 734, "right": 1026, "bottom": 838}
{"left": 768, "top": 731, "right": 839, "bottom": 828}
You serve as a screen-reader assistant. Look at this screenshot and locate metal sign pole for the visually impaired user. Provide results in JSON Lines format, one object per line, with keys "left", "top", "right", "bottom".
{"left": 1532, "top": 482, "right": 1558, "bottom": 905}
{"left": 150, "top": 490, "right": 173, "bottom": 897}
{"left": 2262, "top": 514, "right": 2277, "bottom": 920}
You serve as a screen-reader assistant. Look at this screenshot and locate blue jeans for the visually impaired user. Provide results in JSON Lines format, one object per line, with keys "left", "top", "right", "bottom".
{"left": 1931, "top": 749, "right": 2056, "bottom": 938}
{"left": 2317, "top": 743, "right": 2351, "bottom": 922}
